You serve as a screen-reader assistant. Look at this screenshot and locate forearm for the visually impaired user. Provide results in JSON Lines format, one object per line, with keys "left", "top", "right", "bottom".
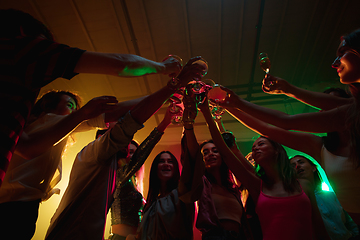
{"left": 157, "top": 113, "right": 171, "bottom": 133}
{"left": 119, "top": 128, "right": 164, "bottom": 187}
{"left": 231, "top": 95, "right": 292, "bottom": 129}
{"left": 130, "top": 85, "right": 175, "bottom": 124}
{"left": 226, "top": 107, "right": 323, "bottom": 161}
{"left": 228, "top": 95, "right": 346, "bottom": 133}
{"left": 178, "top": 130, "right": 205, "bottom": 203}
{"left": 214, "top": 118, "right": 226, "bottom": 133}
{"left": 15, "top": 112, "right": 86, "bottom": 159}
{"left": 183, "top": 127, "right": 200, "bottom": 161}
{"left": 202, "top": 106, "right": 254, "bottom": 174}
{"left": 74, "top": 52, "right": 165, "bottom": 77}
{"left": 284, "top": 85, "right": 352, "bottom": 110}
{"left": 104, "top": 96, "right": 148, "bottom": 123}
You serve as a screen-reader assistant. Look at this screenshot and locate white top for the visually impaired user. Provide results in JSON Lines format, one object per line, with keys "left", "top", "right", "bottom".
{"left": 0, "top": 113, "right": 106, "bottom": 203}
{"left": 45, "top": 112, "right": 143, "bottom": 240}
{"left": 320, "top": 145, "right": 360, "bottom": 213}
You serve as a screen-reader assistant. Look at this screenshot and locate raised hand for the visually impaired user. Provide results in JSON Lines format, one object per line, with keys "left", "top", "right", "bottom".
{"left": 177, "top": 56, "right": 205, "bottom": 87}
{"left": 161, "top": 56, "right": 182, "bottom": 77}
{"left": 78, "top": 96, "right": 118, "bottom": 120}
{"left": 216, "top": 86, "right": 239, "bottom": 109}
{"left": 262, "top": 74, "right": 289, "bottom": 94}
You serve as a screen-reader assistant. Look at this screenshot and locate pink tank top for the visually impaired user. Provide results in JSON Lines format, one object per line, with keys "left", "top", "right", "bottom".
{"left": 256, "top": 181, "right": 313, "bottom": 240}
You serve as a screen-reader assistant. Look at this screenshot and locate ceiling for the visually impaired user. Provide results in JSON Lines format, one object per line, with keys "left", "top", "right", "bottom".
{"left": 2, "top": 0, "right": 360, "bottom": 149}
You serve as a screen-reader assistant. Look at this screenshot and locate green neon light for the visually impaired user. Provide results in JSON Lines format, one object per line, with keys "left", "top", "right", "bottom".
{"left": 121, "top": 66, "right": 157, "bottom": 76}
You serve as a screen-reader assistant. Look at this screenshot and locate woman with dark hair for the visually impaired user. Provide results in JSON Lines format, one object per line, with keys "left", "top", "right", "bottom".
{"left": 144, "top": 151, "right": 181, "bottom": 210}
{"left": 217, "top": 28, "right": 360, "bottom": 225}
{"left": 291, "top": 155, "right": 359, "bottom": 239}
{"left": 109, "top": 106, "right": 177, "bottom": 240}
{"left": 195, "top": 138, "right": 251, "bottom": 240}
{"left": 136, "top": 147, "right": 204, "bottom": 240}
{"left": 173, "top": 86, "right": 251, "bottom": 240}
{"left": 198, "top": 97, "right": 330, "bottom": 240}
{"left": 136, "top": 89, "right": 205, "bottom": 240}
{"left": 0, "top": 90, "right": 120, "bottom": 239}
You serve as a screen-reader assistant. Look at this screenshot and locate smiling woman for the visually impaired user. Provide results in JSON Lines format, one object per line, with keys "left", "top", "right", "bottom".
{"left": 196, "top": 138, "right": 251, "bottom": 240}
{"left": 157, "top": 152, "right": 177, "bottom": 184}
{"left": 136, "top": 144, "right": 204, "bottom": 240}
{"left": 216, "top": 28, "right": 360, "bottom": 226}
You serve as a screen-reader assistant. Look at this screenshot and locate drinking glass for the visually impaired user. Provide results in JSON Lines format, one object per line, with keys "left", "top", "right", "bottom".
{"left": 168, "top": 93, "right": 184, "bottom": 125}
{"left": 259, "top": 52, "right": 271, "bottom": 74}
{"left": 163, "top": 55, "right": 183, "bottom": 78}
{"left": 207, "top": 83, "right": 228, "bottom": 119}
{"left": 188, "top": 58, "right": 209, "bottom": 94}
{"left": 208, "top": 84, "right": 228, "bottom": 103}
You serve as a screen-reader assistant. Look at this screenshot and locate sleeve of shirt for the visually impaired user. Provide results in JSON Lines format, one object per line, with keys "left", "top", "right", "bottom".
{"left": 17, "top": 36, "right": 85, "bottom": 89}
{"left": 78, "top": 112, "right": 144, "bottom": 165}
{"left": 74, "top": 114, "right": 107, "bottom": 133}
{"left": 116, "top": 128, "right": 164, "bottom": 190}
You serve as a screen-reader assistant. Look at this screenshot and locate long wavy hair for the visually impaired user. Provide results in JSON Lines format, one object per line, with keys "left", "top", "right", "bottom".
{"left": 200, "top": 140, "right": 238, "bottom": 193}
{"left": 254, "top": 136, "right": 299, "bottom": 193}
{"left": 143, "top": 151, "right": 180, "bottom": 213}
{"left": 342, "top": 29, "right": 360, "bottom": 168}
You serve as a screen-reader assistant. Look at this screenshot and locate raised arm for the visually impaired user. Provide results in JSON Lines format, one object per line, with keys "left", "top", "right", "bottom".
{"left": 181, "top": 85, "right": 201, "bottom": 160}
{"left": 118, "top": 105, "right": 176, "bottom": 187}
{"left": 262, "top": 74, "right": 353, "bottom": 110}
{"left": 129, "top": 56, "right": 203, "bottom": 124}
{"left": 219, "top": 85, "right": 348, "bottom": 133}
{"left": 199, "top": 98, "right": 261, "bottom": 202}
{"left": 226, "top": 107, "right": 323, "bottom": 163}
{"left": 15, "top": 96, "right": 119, "bottom": 159}
{"left": 74, "top": 52, "right": 181, "bottom": 77}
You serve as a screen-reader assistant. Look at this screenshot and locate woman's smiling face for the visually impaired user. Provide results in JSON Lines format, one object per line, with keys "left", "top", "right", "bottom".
{"left": 157, "top": 152, "right": 175, "bottom": 182}
{"left": 201, "top": 142, "right": 222, "bottom": 169}
{"left": 332, "top": 40, "right": 360, "bottom": 84}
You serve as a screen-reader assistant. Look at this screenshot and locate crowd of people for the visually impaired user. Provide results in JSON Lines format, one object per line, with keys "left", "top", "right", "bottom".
{"left": 1, "top": 7, "right": 360, "bottom": 240}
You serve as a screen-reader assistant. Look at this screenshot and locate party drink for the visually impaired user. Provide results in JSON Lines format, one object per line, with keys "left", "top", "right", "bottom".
{"left": 163, "top": 55, "right": 183, "bottom": 78}
{"left": 259, "top": 52, "right": 271, "bottom": 74}
{"left": 192, "top": 59, "right": 208, "bottom": 77}
{"left": 208, "top": 84, "right": 228, "bottom": 103}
